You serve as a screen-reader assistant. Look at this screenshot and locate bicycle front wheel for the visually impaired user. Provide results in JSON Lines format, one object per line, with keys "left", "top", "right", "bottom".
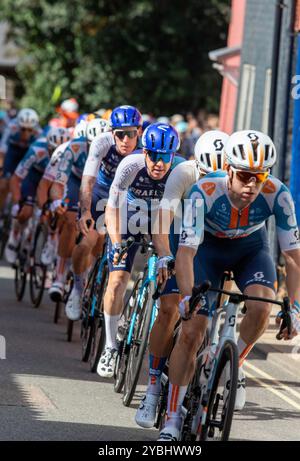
{"left": 15, "top": 256, "right": 27, "bottom": 301}
{"left": 29, "top": 223, "right": 47, "bottom": 308}
{"left": 198, "top": 339, "right": 238, "bottom": 441}
{"left": 114, "top": 274, "right": 143, "bottom": 394}
{"left": 122, "top": 280, "right": 156, "bottom": 407}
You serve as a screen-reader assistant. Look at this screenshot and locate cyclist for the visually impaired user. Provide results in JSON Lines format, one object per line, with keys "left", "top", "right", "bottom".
{"left": 0, "top": 108, "right": 41, "bottom": 213}
{"left": 4, "top": 127, "right": 70, "bottom": 264}
{"left": 65, "top": 105, "right": 142, "bottom": 321}
{"left": 155, "top": 130, "right": 300, "bottom": 441}
{"left": 135, "top": 130, "right": 229, "bottom": 430}
{"left": 97, "top": 122, "right": 184, "bottom": 378}
{"left": 36, "top": 123, "right": 83, "bottom": 266}
{"left": 48, "top": 118, "right": 109, "bottom": 301}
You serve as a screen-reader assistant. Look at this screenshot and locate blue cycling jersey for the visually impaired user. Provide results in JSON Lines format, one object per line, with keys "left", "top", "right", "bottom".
{"left": 15, "top": 138, "right": 50, "bottom": 179}
{"left": 180, "top": 170, "right": 300, "bottom": 252}
{"left": 0, "top": 118, "right": 42, "bottom": 153}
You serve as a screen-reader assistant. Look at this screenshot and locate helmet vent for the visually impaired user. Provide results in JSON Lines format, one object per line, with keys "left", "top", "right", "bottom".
{"left": 161, "top": 132, "right": 165, "bottom": 149}
{"left": 151, "top": 133, "right": 155, "bottom": 148}
{"left": 169, "top": 135, "right": 174, "bottom": 150}
{"left": 238, "top": 144, "right": 246, "bottom": 160}
{"left": 205, "top": 153, "right": 211, "bottom": 167}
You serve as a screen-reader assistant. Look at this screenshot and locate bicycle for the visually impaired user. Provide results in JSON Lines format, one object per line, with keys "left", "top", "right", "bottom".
{"left": 14, "top": 210, "right": 40, "bottom": 301}
{"left": 155, "top": 279, "right": 291, "bottom": 441}
{"left": 114, "top": 238, "right": 173, "bottom": 407}
{"left": 80, "top": 238, "right": 109, "bottom": 371}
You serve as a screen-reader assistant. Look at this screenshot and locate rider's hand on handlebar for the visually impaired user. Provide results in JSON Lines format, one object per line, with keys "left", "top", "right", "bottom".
{"left": 156, "top": 255, "right": 175, "bottom": 285}
{"left": 78, "top": 212, "right": 94, "bottom": 236}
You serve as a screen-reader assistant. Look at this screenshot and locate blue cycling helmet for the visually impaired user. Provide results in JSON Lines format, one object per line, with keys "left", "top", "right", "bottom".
{"left": 110, "top": 105, "right": 142, "bottom": 128}
{"left": 142, "top": 122, "right": 180, "bottom": 154}
{"left": 76, "top": 113, "right": 88, "bottom": 124}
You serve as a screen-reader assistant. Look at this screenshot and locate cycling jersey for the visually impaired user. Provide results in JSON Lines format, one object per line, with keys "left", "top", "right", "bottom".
{"left": 15, "top": 138, "right": 50, "bottom": 180}
{"left": 1, "top": 119, "right": 42, "bottom": 179}
{"left": 15, "top": 138, "right": 50, "bottom": 207}
{"left": 107, "top": 153, "right": 185, "bottom": 297}
{"left": 0, "top": 118, "right": 42, "bottom": 154}
{"left": 161, "top": 160, "right": 199, "bottom": 208}
{"left": 54, "top": 136, "right": 88, "bottom": 212}
{"left": 42, "top": 141, "right": 70, "bottom": 182}
{"left": 55, "top": 136, "right": 88, "bottom": 185}
{"left": 180, "top": 171, "right": 300, "bottom": 252}
{"left": 84, "top": 131, "right": 141, "bottom": 195}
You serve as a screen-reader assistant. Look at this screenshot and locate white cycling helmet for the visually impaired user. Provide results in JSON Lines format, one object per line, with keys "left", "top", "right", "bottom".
{"left": 225, "top": 130, "right": 277, "bottom": 171}
{"left": 17, "top": 108, "right": 39, "bottom": 129}
{"left": 194, "top": 130, "right": 229, "bottom": 173}
{"left": 60, "top": 98, "right": 79, "bottom": 113}
{"left": 73, "top": 120, "right": 87, "bottom": 138}
{"left": 47, "top": 127, "right": 71, "bottom": 149}
{"left": 86, "top": 118, "right": 110, "bottom": 142}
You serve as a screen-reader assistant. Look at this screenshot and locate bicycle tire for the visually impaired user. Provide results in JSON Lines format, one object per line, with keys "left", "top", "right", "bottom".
{"left": 81, "top": 258, "right": 101, "bottom": 362}
{"left": 29, "top": 223, "right": 47, "bottom": 308}
{"left": 67, "top": 319, "right": 74, "bottom": 342}
{"left": 114, "top": 275, "right": 143, "bottom": 393}
{"left": 198, "top": 339, "right": 238, "bottom": 441}
{"left": 14, "top": 257, "right": 27, "bottom": 301}
{"left": 122, "top": 280, "right": 155, "bottom": 407}
{"left": 89, "top": 262, "right": 108, "bottom": 372}
{"left": 54, "top": 300, "right": 62, "bottom": 324}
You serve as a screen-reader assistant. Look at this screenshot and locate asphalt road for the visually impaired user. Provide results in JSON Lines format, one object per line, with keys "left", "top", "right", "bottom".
{"left": 0, "top": 262, "right": 299, "bottom": 441}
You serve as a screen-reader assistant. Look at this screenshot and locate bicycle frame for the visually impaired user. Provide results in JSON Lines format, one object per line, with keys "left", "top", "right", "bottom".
{"left": 126, "top": 253, "right": 158, "bottom": 347}
{"left": 90, "top": 251, "right": 107, "bottom": 318}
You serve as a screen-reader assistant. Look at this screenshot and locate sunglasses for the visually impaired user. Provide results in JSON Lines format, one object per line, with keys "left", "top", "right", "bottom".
{"left": 232, "top": 168, "right": 269, "bottom": 184}
{"left": 114, "top": 130, "right": 138, "bottom": 140}
{"left": 146, "top": 150, "right": 174, "bottom": 164}
{"left": 21, "top": 127, "right": 33, "bottom": 133}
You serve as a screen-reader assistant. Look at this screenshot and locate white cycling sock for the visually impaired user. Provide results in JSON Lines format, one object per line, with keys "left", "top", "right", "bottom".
{"left": 104, "top": 313, "right": 120, "bottom": 350}
{"left": 56, "top": 257, "right": 71, "bottom": 284}
{"left": 166, "top": 383, "right": 188, "bottom": 428}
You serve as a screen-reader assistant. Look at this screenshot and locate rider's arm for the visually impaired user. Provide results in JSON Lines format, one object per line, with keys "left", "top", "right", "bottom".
{"left": 175, "top": 245, "right": 197, "bottom": 296}
{"left": 153, "top": 161, "right": 197, "bottom": 257}
{"left": 37, "top": 177, "right": 52, "bottom": 209}
{"left": 10, "top": 173, "right": 22, "bottom": 204}
{"left": 282, "top": 249, "right": 300, "bottom": 305}
{"left": 79, "top": 132, "right": 114, "bottom": 224}
{"left": 273, "top": 182, "right": 300, "bottom": 336}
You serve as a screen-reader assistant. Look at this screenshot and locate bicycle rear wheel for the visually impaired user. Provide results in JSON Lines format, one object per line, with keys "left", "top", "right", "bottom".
{"left": 114, "top": 274, "right": 143, "bottom": 393}
{"left": 89, "top": 262, "right": 108, "bottom": 372}
{"left": 54, "top": 300, "right": 62, "bottom": 324}
{"left": 81, "top": 258, "right": 101, "bottom": 362}
{"left": 122, "top": 280, "right": 155, "bottom": 407}
{"left": 198, "top": 339, "right": 238, "bottom": 441}
{"left": 29, "top": 223, "right": 47, "bottom": 308}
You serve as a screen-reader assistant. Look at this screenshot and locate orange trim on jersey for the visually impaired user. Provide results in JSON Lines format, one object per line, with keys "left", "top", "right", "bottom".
{"left": 201, "top": 182, "right": 216, "bottom": 196}
{"left": 274, "top": 280, "right": 278, "bottom": 292}
{"left": 229, "top": 208, "right": 239, "bottom": 229}
{"left": 72, "top": 144, "right": 80, "bottom": 153}
{"left": 239, "top": 207, "right": 250, "bottom": 227}
{"left": 262, "top": 179, "right": 277, "bottom": 194}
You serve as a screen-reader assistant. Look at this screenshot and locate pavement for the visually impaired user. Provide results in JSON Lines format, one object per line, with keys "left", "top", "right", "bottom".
{"left": 0, "top": 260, "right": 299, "bottom": 441}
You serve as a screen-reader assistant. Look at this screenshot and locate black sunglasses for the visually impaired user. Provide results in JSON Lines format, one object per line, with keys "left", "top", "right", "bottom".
{"left": 114, "top": 130, "right": 138, "bottom": 140}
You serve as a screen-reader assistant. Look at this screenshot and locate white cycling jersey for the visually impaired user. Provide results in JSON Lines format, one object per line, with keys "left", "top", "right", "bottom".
{"left": 82, "top": 132, "right": 114, "bottom": 177}
{"left": 42, "top": 141, "right": 70, "bottom": 182}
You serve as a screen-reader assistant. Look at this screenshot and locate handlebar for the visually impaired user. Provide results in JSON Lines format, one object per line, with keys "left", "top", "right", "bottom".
{"left": 152, "top": 259, "right": 175, "bottom": 300}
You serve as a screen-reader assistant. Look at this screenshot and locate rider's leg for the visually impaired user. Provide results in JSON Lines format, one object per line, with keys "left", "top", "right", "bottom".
{"left": 0, "top": 177, "right": 9, "bottom": 212}
{"left": 49, "top": 210, "right": 77, "bottom": 300}
{"left": 96, "top": 269, "right": 131, "bottom": 378}
{"left": 146, "top": 293, "right": 180, "bottom": 395}
{"left": 66, "top": 231, "right": 105, "bottom": 320}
